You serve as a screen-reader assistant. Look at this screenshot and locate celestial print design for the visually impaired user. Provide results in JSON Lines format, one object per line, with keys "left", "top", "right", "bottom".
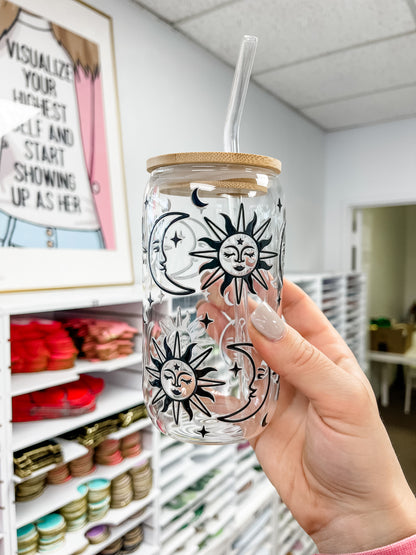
{"left": 200, "top": 313, "right": 213, "bottom": 329}
{"left": 159, "top": 307, "right": 213, "bottom": 354}
{"left": 197, "top": 425, "right": 209, "bottom": 437}
{"left": 217, "top": 342, "right": 277, "bottom": 424}
{"left": 278, "top": 220, "right": 286, "bottom": 292}
{"left": 146, "top": 332, "right": 225, "bottom": 425}
{"left": 191, "top": 188, "right": 208, "bottom": 209}
{"left": 190, "top": 204, "right": 278, "bottom": 304}
{"left": 148, "top": 212, "right": 196, "bottom": 296}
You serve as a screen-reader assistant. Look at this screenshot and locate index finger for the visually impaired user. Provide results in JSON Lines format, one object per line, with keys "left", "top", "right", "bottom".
{"left": 281, "top": 279, "right": 356, "bottom": 372}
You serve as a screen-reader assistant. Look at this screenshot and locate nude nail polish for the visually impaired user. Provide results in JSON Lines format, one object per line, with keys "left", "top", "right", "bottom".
{"left": 250, "top": 302, "right": 286, "bottom": 341}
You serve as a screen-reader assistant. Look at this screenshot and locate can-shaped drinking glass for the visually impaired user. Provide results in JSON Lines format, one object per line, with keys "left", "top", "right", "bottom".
{"left": 142, "top": 152, "right": 285, "bottom": 444}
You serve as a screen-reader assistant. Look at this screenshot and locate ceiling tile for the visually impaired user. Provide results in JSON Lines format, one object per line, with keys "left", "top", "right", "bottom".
{"left": 255, "top": 33, "right": 416, "bottom": 108}
{"left": 177, "top": 0, "right": 415, "bottom": 73}
{"left": 301, "top": 85, "right": 416, "bottom": 130}
{"left": 133, "top": 0, "right": 229, "bottom": 23}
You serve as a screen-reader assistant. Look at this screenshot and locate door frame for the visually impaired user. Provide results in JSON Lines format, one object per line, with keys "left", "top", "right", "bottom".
{"left": 343, "top": 195, "right": 416, "bottom": 273}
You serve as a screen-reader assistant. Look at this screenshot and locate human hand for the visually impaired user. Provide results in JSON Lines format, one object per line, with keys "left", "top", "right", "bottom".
{"left": 248, "top": 279, "right": 416, "bottom": 553}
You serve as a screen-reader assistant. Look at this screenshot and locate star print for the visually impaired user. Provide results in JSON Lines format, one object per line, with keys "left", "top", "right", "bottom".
{"left": 200, "top": 313, "right": 213, "bottom": 329}
{"left": 230, "top": 362, "right": 242, "bottom": 377}
{"left": 237, "top": 237, "right": 244, "bottom": 245}
{"left": 277, "top": 198, "right": 282, "bottom": 211}
{"left": 171, "top": 231, "right": 182, "bottom": 247}
{"left": 197, "top": 426, "right": 209, "bottom": 437}
{"left": 147, "top": 293, "right": 154, "bottom": 307}
{"left": 174, "top": 363, "right": 180, "bottom": 370}
{"left": 144, "top": 198, "right": 149, "bottom": 207}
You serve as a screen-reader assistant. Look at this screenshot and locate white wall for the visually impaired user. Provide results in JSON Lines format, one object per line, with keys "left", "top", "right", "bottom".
{"left": 87, "top": 0, "right": 326, "bottom": 281}
{"left": 324, "top": 117, "right": 416, "bottom": 272}
{"left": 360, "top": 206, "right": 407, "bottom": 321}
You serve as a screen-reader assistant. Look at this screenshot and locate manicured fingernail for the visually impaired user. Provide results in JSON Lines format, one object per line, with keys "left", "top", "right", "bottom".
{"left": 250, "top": 302, "right": 286, "bottom": 341}
{"left": 195, "top": 299, "right": 205, "bottom": 310}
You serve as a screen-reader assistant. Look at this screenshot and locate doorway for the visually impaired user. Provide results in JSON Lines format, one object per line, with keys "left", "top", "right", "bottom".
{"left": 351, "top": 204, "right": 416, "bottom": 323}
{"left": 350, "top": 203, "right": 416, "bottom": 493}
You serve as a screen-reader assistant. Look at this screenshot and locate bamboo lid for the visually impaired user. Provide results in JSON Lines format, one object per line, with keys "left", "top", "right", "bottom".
{"left": 146, "top": 151, "right": 281, "bottom": 174}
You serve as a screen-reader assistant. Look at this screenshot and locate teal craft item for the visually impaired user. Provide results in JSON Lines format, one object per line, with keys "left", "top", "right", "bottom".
{"left": 36, "top": 513, "right": 65, "bottom": 533}
{"left": 17, "top": 523, "right": 37, "bottom": 540}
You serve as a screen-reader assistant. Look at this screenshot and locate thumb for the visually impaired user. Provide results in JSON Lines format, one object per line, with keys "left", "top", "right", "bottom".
{"left": 249, "top": 302, "right": 358, "bottom": 417}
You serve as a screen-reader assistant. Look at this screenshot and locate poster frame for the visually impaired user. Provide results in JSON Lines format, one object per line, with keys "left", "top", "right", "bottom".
{"left": 0, "top": 0, "right": 134, "bottom": 293}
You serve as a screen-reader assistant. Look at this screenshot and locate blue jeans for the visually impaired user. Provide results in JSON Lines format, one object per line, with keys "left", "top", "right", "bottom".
{"left": 0, "top": 210, "right": 104, "bottom": 249}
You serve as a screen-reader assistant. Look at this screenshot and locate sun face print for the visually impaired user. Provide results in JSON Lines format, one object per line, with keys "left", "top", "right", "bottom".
{"left": 191, "top": 203, "right": 278, "bottom": 304}
{"left": 146, "top": 332, "right": 225, "bottom": 425}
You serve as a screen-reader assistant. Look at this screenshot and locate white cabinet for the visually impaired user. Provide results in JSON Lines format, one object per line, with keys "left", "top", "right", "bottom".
{"left": 0, "top": 273, "right": 365, "bottom": 555}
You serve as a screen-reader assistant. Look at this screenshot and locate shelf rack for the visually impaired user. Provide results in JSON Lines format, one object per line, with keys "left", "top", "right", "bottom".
{"left": 0, "top": 274, "right": 365, "bottom": 554}
{"left": 13, "top": 385, "right": 143, "bottom": 451}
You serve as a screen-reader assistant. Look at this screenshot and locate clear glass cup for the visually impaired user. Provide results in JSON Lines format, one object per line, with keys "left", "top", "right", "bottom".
{"left": 142, "top": 152, "right": 285, "bottom": 444}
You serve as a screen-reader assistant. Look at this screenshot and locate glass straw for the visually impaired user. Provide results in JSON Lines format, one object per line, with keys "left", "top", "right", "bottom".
{"left": 223, "top": 35, "right": 258, "bottom": 376}
{"left": 223, "top": 35, "right": 258, "bottom": 153}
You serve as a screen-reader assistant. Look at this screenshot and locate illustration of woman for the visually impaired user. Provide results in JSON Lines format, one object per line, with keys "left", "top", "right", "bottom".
{"left": 0, "top": 0, "right": 115, "bottom": 249}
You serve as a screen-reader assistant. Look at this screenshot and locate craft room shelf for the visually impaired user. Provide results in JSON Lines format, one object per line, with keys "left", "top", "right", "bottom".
{"left": 0, "top": 273, "right": 365, "bottom": 554}
{"left": 0, "top": 288, "right": 156, "bottom": 555}
{"left": 13, "top": 384, "right": 143, "bottom": 451}
{"left": 48, "top": 495, "right": 158, "bottom": 555}
{"left": 16, "top": 450, "right": 153, "bottom": 528}
{"left": 11, "top": 353, "right": 142, "bottom": 397}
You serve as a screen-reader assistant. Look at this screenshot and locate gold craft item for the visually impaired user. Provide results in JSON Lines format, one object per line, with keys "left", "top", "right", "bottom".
{"left": 118, "top": 404, "right": 147, "bottom": 427}
{"left": 14, "top": 441, "right": 63, "bottom": 478}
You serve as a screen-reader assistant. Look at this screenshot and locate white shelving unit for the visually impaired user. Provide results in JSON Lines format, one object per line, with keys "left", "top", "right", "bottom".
{"left": 287, "top": 272, "right": 367, "bottom": 370}
{"left": 0, "top": 273, "right": 365, "bottom": 555}
{"left": 11, "top": 353, "right": 142, "bottom": 397}
{"left": 16, "top": 449, "right": 153, "bottom": 528}
{"left": 0, "top": 287, "right": 157, "bottom": 555}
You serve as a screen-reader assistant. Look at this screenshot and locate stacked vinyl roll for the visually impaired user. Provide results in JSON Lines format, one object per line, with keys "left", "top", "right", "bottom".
{"left": 97, "top": 524, "right": 144, "bottom": 554}
{"left": 15, "top": 473, "right": 47, "bottom": 502}
{"left": 110, "top": 473, "right": 133, "bottom": 509}
{"left": 86, "top": 479, "right": 111, "bottom": 522}
{"left": 128, "top": 460, "right": 152, "bottom": 500}
{"left": 36, "top": 513, "right": 67, "bottom": 552}
{"left": 60, "top": 485, "right": 88, "bottom": 531}
{"left": 17, "top": 523, "right": 38, "bottom": 555}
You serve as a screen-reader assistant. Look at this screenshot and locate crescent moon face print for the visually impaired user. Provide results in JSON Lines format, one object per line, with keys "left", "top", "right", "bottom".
{"left": 167, "top": 218, "right": 211, "bottom": 282}
{"left": 190, "top": 204, "right": 278, "bottom": 304}
{"left": 218, "top": 342, "right": 278, "bottom": 423}
{"left": 148, "top": 212, "right": 196, "bottom": 295}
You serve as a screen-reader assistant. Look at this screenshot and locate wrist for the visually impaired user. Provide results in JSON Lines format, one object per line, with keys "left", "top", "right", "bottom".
{"left": 313, "top": 491, "right": 416, "bottom": 554}
{"left": 319, "top": 534, "right": 416, "bottom": 555}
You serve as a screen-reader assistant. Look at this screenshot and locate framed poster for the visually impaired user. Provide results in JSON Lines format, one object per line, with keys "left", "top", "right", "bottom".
{"left": 0, "top": 0, "right": 134, "bottom": 291}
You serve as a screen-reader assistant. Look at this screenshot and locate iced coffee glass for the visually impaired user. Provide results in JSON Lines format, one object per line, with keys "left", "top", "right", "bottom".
{"left": 142, "top": 152, "right": 285, "bottom": 444}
